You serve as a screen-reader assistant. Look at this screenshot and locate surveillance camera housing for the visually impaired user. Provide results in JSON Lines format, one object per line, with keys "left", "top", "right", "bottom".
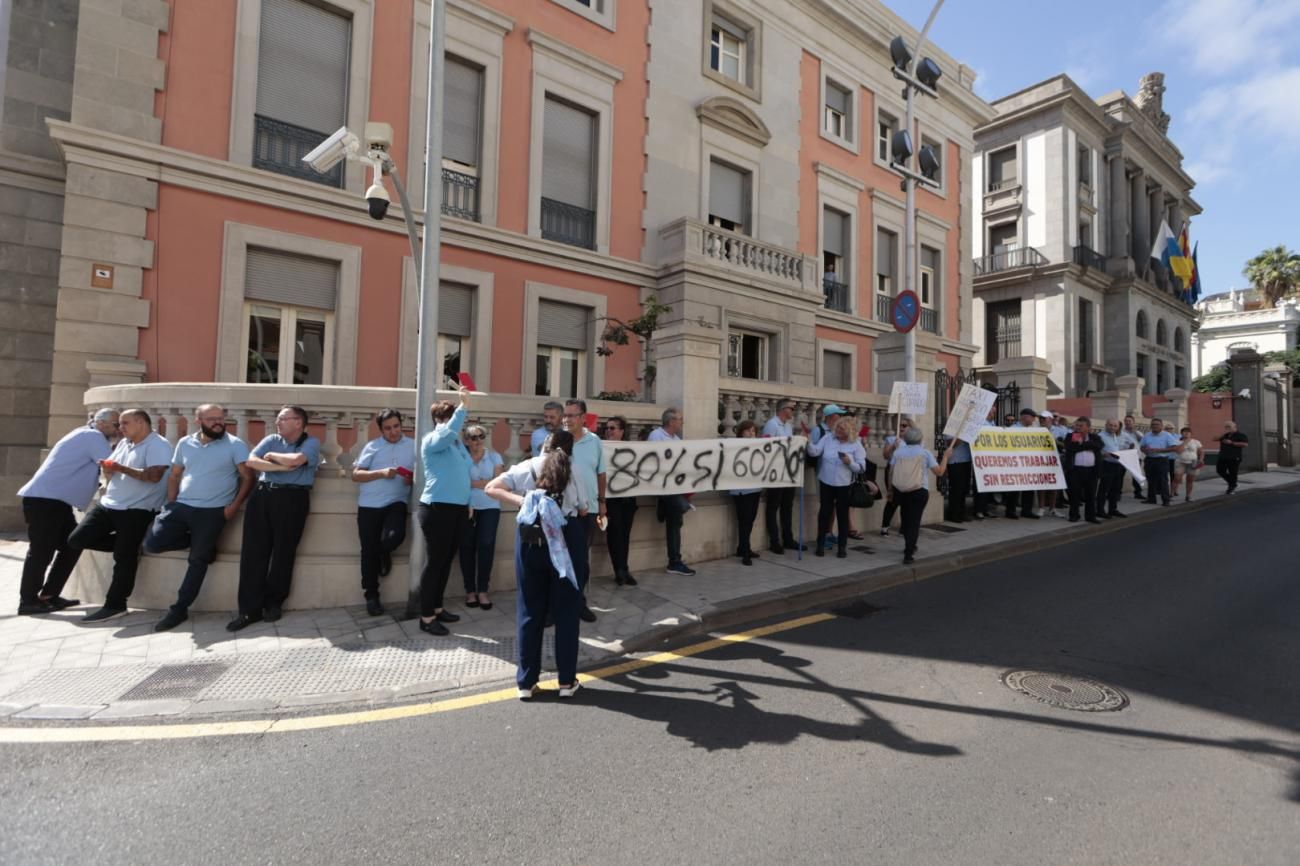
{"left": 365, "top": 181, "right": 391, "bottom": 221}
{"left": 364, "top": 121, "right": 394, "bottom": 153}
{"left": 302, "top": 126, "right": 359, "bottom": 174}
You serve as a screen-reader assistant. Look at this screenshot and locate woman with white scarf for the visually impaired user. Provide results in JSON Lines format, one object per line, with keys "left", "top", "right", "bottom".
{"left": 486, "top": 430, "right": 591, "bottom": 701}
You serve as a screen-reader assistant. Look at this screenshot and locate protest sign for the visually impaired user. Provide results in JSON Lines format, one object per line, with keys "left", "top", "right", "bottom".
{"left": 602, "top": 436, "right": 808, "bottom": 498}
{"left": 887, "top": 381, "right": 928, "bottom": 415}
{"left": 942, "top": 384, "right": 998, "bottom": 444}
{"left": 1114, "top": 448, "right": 1146, "bottom": 485}
{"left": 971, "top": 428, "right": 1066, "bottom": 492}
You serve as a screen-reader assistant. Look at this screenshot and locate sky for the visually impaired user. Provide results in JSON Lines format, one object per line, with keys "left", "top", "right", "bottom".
{"left": 889, "top": 0, "right": 1300, "bottom": 298}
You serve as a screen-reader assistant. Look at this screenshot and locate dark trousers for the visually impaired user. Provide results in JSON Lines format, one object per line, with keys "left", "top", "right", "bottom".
{"left": 1132, "top": 457, "right": 1144, "bottom": 496}
{"left": 459, "top": 507, "right": 500, "bottom": 594}
{"left": 1145, "top": 459, "right": 1172, "bottom": 504}
{"left": 605, "top": 497, "right": 637, "bottom": 575}
{"left": 1003, "top": 490, "right": 1036, "bottom": 517}
{"left": 1096, "top": 462, "right": 1126, "bottom": 516}
{"left": 765, "top": 487, "right": 796, "bottom": 546}
{"left": 570, "top": 514, "right": 593, "bottom": 594}
{"left": 357, "top": 502, "right": 407, "bottom": 600}
{"left": 1217, "top": 458, "right": 1240, "bottom": 489}
{"left": 945, "top": 462, "right": 972, "bottom": 522}
{"left": 896, "top": 489, "right": 929, "bottom": 557}
{"left": 67, "top": 504, "right": 155, "bottom": 609}
{"left": 656, "top": 495, "right": 687, "bottom": 564}
{"left": 1066, "top": 465, "right": 1099, "bottom": 520}
{"left": 20, "top": 497, "right": 82, "bottom": 604}
{"left": 237, "top": 486, "right": 310, "bottom": 614}
{"left": 881, "top": 498, "right": 898, "bottom": 530}
{"left": 974, "top": 489, "right": 995, "bottom": 517}
{"left": 515, "top": 526, "right": 581, "bottom": 689}
{"left": 143, "top": 503, "right": 228, "bottom": 615}
{"left": 731, "top": 492, "right": 760, "bottom": 556}
{"left": 817, "top": 483, "right": 851, "bottom": 553}
{"left": 418, "top": 502, "right": 466, "bottom": 616}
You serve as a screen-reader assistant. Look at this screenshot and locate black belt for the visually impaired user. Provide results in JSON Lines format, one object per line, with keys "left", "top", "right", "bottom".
{"left": 257, "top": 482, "right": 312, "bottom": 491}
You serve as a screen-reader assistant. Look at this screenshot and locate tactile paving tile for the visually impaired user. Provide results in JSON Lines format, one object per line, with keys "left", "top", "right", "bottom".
{"left": 1, "top": 663, "right": 159, "bottom": 705}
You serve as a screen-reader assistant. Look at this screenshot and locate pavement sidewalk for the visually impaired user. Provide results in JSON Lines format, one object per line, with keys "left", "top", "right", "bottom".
{"left": 2, "top": 466, "right": 1296, "bottom": 722}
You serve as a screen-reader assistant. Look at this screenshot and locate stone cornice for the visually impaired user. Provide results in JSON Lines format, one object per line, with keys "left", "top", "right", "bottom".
{"left": 868, "top": 187, "right": 952, "bottom": 232}
{"left": 0, "top": 149, "right": 65, "bottom": 194}
{"left": 526, "top": 28, "right": 624, "bottom": 84}
{"left": 814, "top": 161, "right": 867, "bottom": 192}
{"left": 696, "top": 96, "right": 772, "bottom": 148}
{"left": 446, "top": 0, "right": 515, "bottom": 35}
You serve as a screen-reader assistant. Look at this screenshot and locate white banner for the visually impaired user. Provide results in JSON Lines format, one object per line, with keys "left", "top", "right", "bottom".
{"left": 943, "top": 384, "right": 999, "bottom": 444}
{"left": 887, "top": 381, "right": 928, "bottom": 415}
{"left": 971, "top": 428, "right": 1067, "bottom": 492}
{"left": 602, "top": 436, "right": 808, "bottom": 498}
{"left": 1114, "top": 448, "right": 1147, "bottom": 485}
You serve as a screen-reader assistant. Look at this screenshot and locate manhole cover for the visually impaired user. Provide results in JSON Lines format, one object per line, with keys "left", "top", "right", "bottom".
{"left": 1001, "top": 670, "right": 1129, "bottom": 712}
{"left": 119, "top": 662, "right": 233, "bottom": 701}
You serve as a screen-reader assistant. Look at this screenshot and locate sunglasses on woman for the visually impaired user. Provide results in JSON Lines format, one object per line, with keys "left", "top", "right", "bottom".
{"left": 465, "top": 434, "right": 485, "bottom": 441}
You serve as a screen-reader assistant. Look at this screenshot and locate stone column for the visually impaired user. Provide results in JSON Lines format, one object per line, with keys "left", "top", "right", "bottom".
{"left": 1159, "top": 388, "right": 1188, "bottom": 431}
{"left": 1130, "top": 170, "right": 1149, "bottom": 273}
{"left": 992, "top": 356, "right": 1051, "bottom": 415}
{"left": 1107, "top": 154, "right": 1129, "bottom": 269}
{"left": 1148, "top": 186, "right": 1164, "bottom": 248}
{"left": 1115, "top": 375, "right": 1145, "bottom": 417}
{"left": 1091, "top": 390, "right": 1125, "bottom": 425}
{"left": 1228, "top": 350, "right": 1266, "bottom": 472}
{"left": 653, "top": 320, "right": 723, "bottom": 440}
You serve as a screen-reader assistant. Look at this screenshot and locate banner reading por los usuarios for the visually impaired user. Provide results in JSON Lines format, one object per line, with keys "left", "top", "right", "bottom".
{"left": 602, "top": 436, "right": 808, "bottom": 498}
{"left": 971, "top": 428, "right": 1066, "bottom": 492}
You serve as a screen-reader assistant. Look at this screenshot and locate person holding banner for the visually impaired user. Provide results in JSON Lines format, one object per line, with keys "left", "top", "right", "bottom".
{"left": 890, "top": 426, "right": 953, "bottom": 565}
{"left": 762, "top": 400, "right": 805, "bottom": 554}
{"left": 807, "top": 417, "right": 868, "bottom": 559}
{"left": 649, "top": 409, "right": 697, "bottom": 576}
{"left": 1005, "top": 409, "right": 1042, "bottom": 520}
{"left": 1062, "top": 417, "right": 1104, "bottom": 524}
{"left": 600, "top": 416, "right": 638, "bottom": 585}
{"left": 729, "top": 420, "right": 763, "bottom": 565}
{"left": 1096, "top": 419, "right": 1131, "bottom": 519}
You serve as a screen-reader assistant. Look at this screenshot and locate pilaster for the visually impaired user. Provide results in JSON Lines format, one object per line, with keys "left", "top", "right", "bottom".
{"left": 992, "top": 356, "right": 1051, "bottom": 415}
{"left": 652, "top": 321, "right": 723, "bottom": 441}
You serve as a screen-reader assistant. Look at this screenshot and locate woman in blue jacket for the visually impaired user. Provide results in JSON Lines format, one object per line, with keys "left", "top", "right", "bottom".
{"left": 417, "top": 387, "right": 473, "bottom": 636}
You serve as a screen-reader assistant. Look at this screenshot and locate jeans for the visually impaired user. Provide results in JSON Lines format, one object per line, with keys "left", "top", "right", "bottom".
{"left": 143, "top": 503, "right": 228, "bottom": 615}
{"left": 357, "top": 502, "right": 407, "bottom": 601}
{"left": 1144, "top": 458, "right": 1172, "bottom": 504}
{"left": 1067, "top": 464, "right": 1099, "bottom": 520}
{"left": 896, "top": 489, "right": 929, "bottom": 557}
{"left": 459, "top": 508, "right": 500, "bottom": 594}
{"left": 1216, "top": 458, "right": 1240, "bottom": 489}
{"left": 418, "top": 502, "right": 466, "bottom": 616}
{"left": 656, "top": 495, "right": 687, "bottom": 564}
{"left": 20, "top": 497, "right": 82, "bottom": 604}
{"left": 605, "top": 497, "right": 637, "bottom": 576}
{"left": 67, "top": 504, "right": 155, "bottom": 609}
{"left": 1096, "top": 462, "right": 1126, "bottom": 515}
{"left": 515, "top": 526, "right": 580, "bottom": 689}
{"left": 817, "top": 483, "right": 851, "bottom": 553}
{"left": 731, "top": 492, "right": 760, "bottom": 556}
{"left": 237, "top": 486, "right": 310, "bottom": 614}
{"left": 765, "top": 487, "right": 796, "bottom": 547}
{"left": 945, "top": 461, "right": 972, "bottom": 522}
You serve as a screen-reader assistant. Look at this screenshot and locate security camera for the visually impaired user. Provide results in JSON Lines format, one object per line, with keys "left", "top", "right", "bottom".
{"left": 364, "top": 159, "right": 390, "bottom": 220}
{"left": 301, "top": 126, "right": 359, "bottom": 174}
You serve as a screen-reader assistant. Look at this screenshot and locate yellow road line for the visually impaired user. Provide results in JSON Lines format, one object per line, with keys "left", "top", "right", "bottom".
{"left": 0, "top": 611, "right": 837, "bottom": 743}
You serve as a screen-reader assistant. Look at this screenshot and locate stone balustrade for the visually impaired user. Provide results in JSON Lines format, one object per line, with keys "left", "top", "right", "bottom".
{"left": 718, "top": 381, "right": 893, "bottom": 452}
{"left": 657, "top": 217, "right": 817, "bottom": 294}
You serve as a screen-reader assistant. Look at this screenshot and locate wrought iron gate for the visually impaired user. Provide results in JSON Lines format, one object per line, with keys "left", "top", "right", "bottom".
{"left": 933, "top": 369, "right": 1020, "bottom": 490}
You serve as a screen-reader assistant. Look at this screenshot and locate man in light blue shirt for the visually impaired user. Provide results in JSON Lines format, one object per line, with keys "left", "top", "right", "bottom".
{"left": 1140, "top": 417, "right": 1180, "bottom": 506}
{"left": 143, "top": 403, "right": 254, "bottom": 632}
{"left": 762, "top": 399, "right": 806, "bottom": 554}
{"left": 70, "top": 409, "right": 171, "bottom": 622}
{"left": 15, "top": 408, "right": 118, "bottom": 615}
{"left": 562, "top": 399, "right": 606, "bottom": 622}
{"left": 649, "top": 408, "right": 696, "bottom": 576}
{"left": 352, "top": 408, "right": 415, "bottom": 616}
{"left": 416, "top": 389, "right": 473, "bottom": 635}
{"left": 530, "top": 401, "right": 564, "bottom": 456}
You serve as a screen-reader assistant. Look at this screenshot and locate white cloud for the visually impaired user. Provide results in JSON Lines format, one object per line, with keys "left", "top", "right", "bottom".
{"left": 1155, "top": 0, "right": 1300, "bottom": 74}
{"left": 1182, "top": 65, "right": 1300, "bottom": 185}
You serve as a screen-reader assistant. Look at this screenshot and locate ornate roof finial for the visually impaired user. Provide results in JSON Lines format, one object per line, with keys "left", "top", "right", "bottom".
{"left": 1134, "top": 72, "right": 1171, "bottom": 134}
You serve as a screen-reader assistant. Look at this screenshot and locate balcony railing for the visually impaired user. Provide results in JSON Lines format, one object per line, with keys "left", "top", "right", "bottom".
{"left": 920, "top": 306, "right": 938, "bottom": 334}
{"left": 718, "top": 381, "right": 890, "bottom": 450}
{"left": 701, "top": 223, "right": 806, "bottom": 286}
{"left": 876, "top": 293, "right": 892, "bottom": 321}
{"left": 442, "top": 168, "right": 480, "bottom": 221}
{"left": 822, "top": 277, "right": 850, "bottom": 313}
{"left": 875, "top": 294, "right": 939, "bottom": 333}
{"left": 540, "top": 197, "right": 596, "bottom": 250}
{"left": 1073, "top": 244, "right": 1106, "bottom": 272}
{"left": 253, "top": 115, "right": 343, "bottom": 188}
{"left": 973, "top": 246, "right": 1048, "bottom": 276}
{"left": 987, "top": 178, "right": 1018, "bottom": 193}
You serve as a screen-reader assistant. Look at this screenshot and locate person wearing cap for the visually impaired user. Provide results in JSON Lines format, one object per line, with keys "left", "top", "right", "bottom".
{"left": 810, "top": 404, "right": 846, "bottom": 445}
{"left": 1004, "top": 409, "right": 1041, "bottom": 520}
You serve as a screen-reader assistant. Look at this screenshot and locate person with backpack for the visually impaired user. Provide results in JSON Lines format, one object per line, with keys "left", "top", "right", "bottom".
{"left": 889, "top": 425, "right": 953, "bottom": 565}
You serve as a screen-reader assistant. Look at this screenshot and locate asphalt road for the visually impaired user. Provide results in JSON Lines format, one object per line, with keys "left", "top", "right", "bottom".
{"left": 2, "top": 489, "right": 1298, "bottom": 865}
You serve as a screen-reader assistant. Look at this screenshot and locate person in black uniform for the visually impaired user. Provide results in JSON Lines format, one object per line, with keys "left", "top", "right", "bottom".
{"left": 1216, "top": 421, "right": 1248, "bottom": 493}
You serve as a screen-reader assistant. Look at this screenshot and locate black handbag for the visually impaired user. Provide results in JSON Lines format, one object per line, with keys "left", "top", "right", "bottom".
{"left": 848, "top": 474, "right": 875, "bottom": 509}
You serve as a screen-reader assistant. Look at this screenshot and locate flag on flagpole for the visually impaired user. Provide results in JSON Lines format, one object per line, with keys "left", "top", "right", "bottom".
{"left": 1172, "top": 223, "right": 1194, "bottom": 293}
{"left": 1150, "top": 220, "right": 1178, "bottom": 270}
{"left": 1190, "top": 242, "right": 1202, "bottom": 305}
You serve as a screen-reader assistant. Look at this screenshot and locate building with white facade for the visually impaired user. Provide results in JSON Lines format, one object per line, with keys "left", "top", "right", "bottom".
{"left": 970, "top": 73, "right": 1201, "bottom": 397}
{"left": 1192, "top": 289, "right": 1300, "bottom": 379}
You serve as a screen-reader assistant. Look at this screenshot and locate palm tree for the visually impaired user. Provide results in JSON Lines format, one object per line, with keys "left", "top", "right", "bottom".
{"left": 1244, "top": 245, "right": 1300, "bottom": 306}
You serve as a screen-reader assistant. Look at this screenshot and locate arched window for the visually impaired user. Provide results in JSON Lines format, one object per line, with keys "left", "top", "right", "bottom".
{"left": 1174, "top": 327, "right": 1185, "bottom": 353}
{"left": 1156, "top": 319, "right": 1167, "bottom": 346}
{"left": 1135, "top": 310, "right": 1148, "bottom": 339}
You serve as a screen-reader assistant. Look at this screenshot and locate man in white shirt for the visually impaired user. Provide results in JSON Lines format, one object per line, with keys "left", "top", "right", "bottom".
{"left": 762, "top": 400, "right": 805, "bottom": 554}
{"left": 562, "top": 399, "right": 606, "bottom": 622}
{"left": 649, "top": 408, "right": 696, "bottom": 576}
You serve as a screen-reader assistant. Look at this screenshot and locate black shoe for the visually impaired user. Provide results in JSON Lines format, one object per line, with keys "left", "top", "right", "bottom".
{"left": 836, "top": 549, "right": 847, "bottom": 559}
{"left": 769, "top": 544, "right": 785, "bottom": 555}
{"left": 742, "top": 556, "right": 752, "bottom": 566}
{"left": 154, "top": 610, "right": 188, "bottom": 632}
{"left": 579, "top": 605, "right": 597, "bottom": 623}
{"left": 263, "top": 606, "right": 282, "bottom": 623}
{"left": 1111, "top": 510, "right": 1126, "bottom": 518}
{"left": 419, "top": 617, "right": 449, "bottom": 636}
{"left": 82, "top": 606, "right": 127, "bottom": 623}
{"left": 784, "top": 542, "right": 808, "bottom": 552}
{"left": 365, "top": 598, "right": 385, "bottom": 616}
{"left": 1022, "top": 512, "right": 1040, "bottom": 520}
{"left": 225, "top": 612, "right": 263, "bottom": 632}
{"left": 379, "top": 550, "right": 392, "bottom": 577}
{"left": 1005, "top": 512, "right": 1019, "bottom": 520}
{"left": 1086, "top": 518, "right": 1102, "bottom": 524}
{"left": 1144, "top": 498, "right": 1157, "bottom": 504}
{"left": 17, "top": 601, "right": 54, "bottom": 615}
{"left": 622, "top": 572, "right": 637, "bottom": 586}
{"left": 666, "top": 561, "right": 696, "bottom": 576}
{"left": 814, "top": 546, "right": 824, "bottom": 557}
{"left": 40, "top": 595, "right": 80, "bottom": 610}
{"left": 1068, "top": 515, "right": 1080, "bottom": 523}
{"left": 1162, "top": 500, "right": 1171, "bottom": 507}
{"left": 614, "top": 572, "right": 625, "bottom": 586}
{"left": 903, "top": 554, "right": 915, "bottom": 565}
{"left": 434, "top": 609, "right": 460, "bottom": 623}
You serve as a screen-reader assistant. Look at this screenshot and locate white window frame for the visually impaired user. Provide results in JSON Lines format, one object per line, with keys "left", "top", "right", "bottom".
{"left": 409, "top": 0, "right": 512, "bottom": 224}
{"left": 241, "top": 302, "right": 336, "bottom": 385}
{"left": 525, "top": 29, "right": 622, "bottom": 256}
{"left": 229, "top": 0, "right": 375, "bottom": 196}
{"left": 701, "top": 0, "right": 761, "bottom": 102}
{"left": 986, "top": 144, "right": 1020, "bottom": 192}
{"left": 819, "top": 65, "right": 858, "bottom": 154}
{"left": 873, "top": 100, "right": 901, "bottom": 169}
{"left": 400, "top": 259, "right": 496, "bottom": 391}
{"left": 535, "top": 346, "right": 588, "bottom": 399}
{"left": 726, "top": 328, "right": 770, "bottom": 381}
{"left": 815, "top": 338, "right": 858, "bottom": 391}
{"left": 216, "top": 222, "right": 361, "bottom": 385}
{"left": 549, "top": 0, "right": 616, "bottom": 31}
{"left": 522, "top": 281, "right": 607, "bottom": 397}
{"left": 706, "top": 156, "right": 753, "bottom": 236}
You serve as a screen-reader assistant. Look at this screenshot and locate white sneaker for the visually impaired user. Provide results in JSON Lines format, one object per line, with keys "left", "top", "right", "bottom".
{"left": 517, "top": 686, "right": 538, "bottom": 701}
{"left": 557, "top": 682, "right": 581, "bottom": 699}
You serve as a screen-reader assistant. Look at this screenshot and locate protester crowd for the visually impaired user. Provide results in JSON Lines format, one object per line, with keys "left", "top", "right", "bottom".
{"left": 15, "top": 393, "right": 1249, "bottom": 699}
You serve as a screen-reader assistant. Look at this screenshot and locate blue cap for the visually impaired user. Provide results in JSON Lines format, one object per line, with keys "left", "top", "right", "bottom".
{"left": 822, "top": 404, "right": 847, "bottom": 417}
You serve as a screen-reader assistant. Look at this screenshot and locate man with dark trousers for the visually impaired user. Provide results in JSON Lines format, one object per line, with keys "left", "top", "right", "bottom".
{"left": 1140, "top": 418, "right": 1180, "bottom": 506}
{"left": 72, "top": 409, "right": 172, "bottom": 622}
{"left": 1062, "top": 416, "right": 1103, "bottom": 524}
{"left": 762, "top": 400, "right": 806, "bottom": 553}
{"left": 1216, "top": 421, "right": 1248, "bottom": 494}
{"left": 562, "top": 399, "right": 606, "bottom": 622}
{"left": 14, "top": 408, "right": 119, "bottom": 614}
{"left": 1004, "top": 408, "right": 1041, "bottom": 520}
{"left": 351, "top": 409, "right": 415, "bottom": 615}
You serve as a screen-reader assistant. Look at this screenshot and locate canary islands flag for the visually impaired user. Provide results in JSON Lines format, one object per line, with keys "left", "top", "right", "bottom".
{"left": 1173, "top": 223, "right": 1195, "bottom": 291}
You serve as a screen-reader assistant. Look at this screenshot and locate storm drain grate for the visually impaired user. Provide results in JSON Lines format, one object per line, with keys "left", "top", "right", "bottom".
{"left": 1002, "top": 670, "right": 1129, "bottom": 712}
{"left": 922, "top": 524, "right": 967, "bottom": 533}
{"left": 119, "top": 661, "right": 234, "bottom": 701}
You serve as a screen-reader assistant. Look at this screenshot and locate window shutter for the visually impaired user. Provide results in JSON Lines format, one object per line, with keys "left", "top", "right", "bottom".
{"left": 439, "top": 282, "right": 473, "bottom": 338}
{"left": 542, "top": 97, "right": 595, "bottom": 208}
{"left": 537, "top": 300, "right": 589, "bottom": 351}
{"left": 245, "top": 248, "right": 339, "bottom": 311}
{"left": 823, "top": 350, "right": 850, "bottom": 390}
{"left": 709, "top": 161, "right": 748, "bottom": 226}
{"left": 443, "top": 56, "right": 482, "bottom": 167}
{"left": 824, "top": 209, "right": 847, "bottom": 256}
{"left": 256, "top": 0, "right": 351, "bottom": 134}
{"left": 825, "top": 83, "right": 848, "bottom": 115}
{"left": 877, "top": 229, "right": 895, "bottom": 282}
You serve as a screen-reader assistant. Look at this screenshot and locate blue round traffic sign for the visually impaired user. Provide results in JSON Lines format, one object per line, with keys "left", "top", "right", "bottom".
{"left": 891, "top": 290, "right": 920, "bottom": 334}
